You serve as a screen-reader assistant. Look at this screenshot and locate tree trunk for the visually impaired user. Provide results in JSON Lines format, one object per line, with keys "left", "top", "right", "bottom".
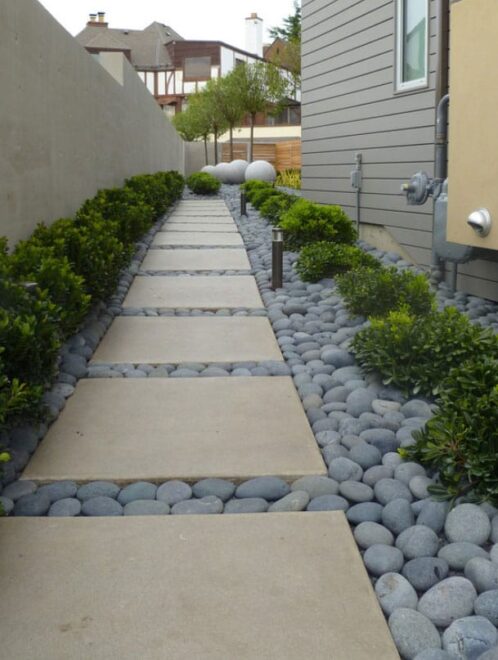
{"left": 204, "top": 137, "right": 208, "bottom": 166}
{"left": 249, "top": 114, "right": 255, "bottom": 162}
{"left": 229, "top": 125, "right": 234, "bottom": 161}
{"left": 214, "top": 130, "right": 219, "bottom": 165}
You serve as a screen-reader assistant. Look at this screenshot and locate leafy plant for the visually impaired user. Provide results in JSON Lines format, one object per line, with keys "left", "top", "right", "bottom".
{"left": 250, "top": 187, "right": 281, "bottom": 210}
{"left": 401, "top": 357, "right": 498, "bottom": 505}
{"left": 275, "top": 169, "right": 301, "bottom": 189}
{"left": 124, "top": 174, "right": 171, "bottom": 217}
{"left": 242, "top": 180, "right": 274, "bottom": 202}
{"left": 259, "top": 192, "right": 298, "bottom": 223}
{"left": 278, "top": 199, "right": 356, "bottom": 251}
{"left": 352, "top": 307, "right": 498, "bottom": 397}
{"left": 186, "top": 172, "right": 221, "bottom": 195}
{"left": 336, "top": 266, "right": 435, "bottom": 318}
{"left": 296, "top": 242, "right": 381, "bottom": 282}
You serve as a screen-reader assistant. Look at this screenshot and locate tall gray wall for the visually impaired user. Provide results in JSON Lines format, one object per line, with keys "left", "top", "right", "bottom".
{"left": 0, "top": 0, "right": 185, "bottom": 247}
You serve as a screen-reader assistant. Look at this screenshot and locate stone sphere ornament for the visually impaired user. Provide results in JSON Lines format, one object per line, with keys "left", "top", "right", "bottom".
{"left": 226, "top": 159, "right": 249, "bottom": 184}
{"left": 245, "top": 160, "right": 277, "bottom": 183}
{"left": 201, "top": 165, "right": 216, "bottom": 176}
{"left": 212, "top": 162, "right": 232, "bottom": 183}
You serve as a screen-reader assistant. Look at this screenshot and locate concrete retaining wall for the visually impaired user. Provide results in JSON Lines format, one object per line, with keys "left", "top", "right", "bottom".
{"left": 0, "top": 0, "right": 185, "bottom": 246}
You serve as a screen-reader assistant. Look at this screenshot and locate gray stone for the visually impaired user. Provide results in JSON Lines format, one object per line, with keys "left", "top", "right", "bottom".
{"left": 346, "top": 502, "right": 383, "bottom": 524}
{"left": 396, "top": 525, "right": 440, "bottom": 559}
{"left": 401, "top": 400, "right": 432, "bottom": 419}
{"left": 48, "top": 498, "right": 82, "bottom": 517}
{"left": 321, "top": 349, "right": 354, "bottom": 368}
{"left": 382, "top": 498, "right": 415, "bottom": 534}
{"left": 383, "top": 452, "right": 404, "bottom": 470}
{"left": 235, "top": 477, "right": 290, "bottom": 501}
{"left": 438, "top": 542, "right": 490, "bottom": 570}
{"left": 389, "top": 608, "right": 442, "bottom": 660}
{"left": 117, "top": 482, "right": 157, "bottom": 505}
{"left": 156, "top": 481, "right": 192, "bottom": 505}
{"left": 492, "top": 544, "right": 498, "bottom": 564}
{"left": 38, "top": 481, "right": 78, "bottom": 503}
{"left": 224, "top": 498, "right": 268, "bottom": 514}
{"left": 13, "top": 492, "right": 51, "bottom": 516}
{"left": 372, "top": 399, "right": 401, "bottom": 416}
{"left": 312, "top": 419, "right": 338, "bottom": 434}
{"left": 192, "top": 479, "right": 235, "bottom": 502}
{"left": 363, "top": 465, "right": 393, "bottom": 487}
{"left": 417, "top": 501, "right": 449, "bottom": 533}
{"left": 354, "top": 521, "right": 394, "bottom": 549}
{"left": 315, "top": 430, "right": 341, "bottom": 447}
{"left": 492, "top": 516, "right": 498, "bottom": 544}
{"left": 200, "top": 367, "right": 230, "bottom": 377}
{"left": 339, "top": 418, "right": 369, "bottom": 436}
{"left": 375, "top": 572, "right": 418, "bottom": 616}
{"left": 445, "top": 503, "right": 491, "bottom": 545}
{"left": 475, "top": 646, "right": 498, "bottom": 660}
{"left": 8, "top": 425, "right": 39, "bottom": 453}
{"left": 363, "top": 544, "right": 405, "bottom": 576}
{"left": 418, "top": 577, "right": 477, "bottom": 627}
{"left": 328, "top": 457, "right": 363, "bottom": 482}
{"left": 409, "top": 476, "right": 434, "bottom": 500}
{"left": 81, "top": 496, "right": 123, "bottom": 516}
{"left": 2, "top": 480, "right": 37, "bottom": 501}
{"left": 394, "top": 462, "right": 426, "bottom": 485}
{"left": 402, "top": 558, "right": 449, "bottom": 592}
{"left": 464, "top": 558, "right": 498, "bottom": 593}
{"left": 413, "top": 652, "right": 453, "bottom": 660}
{"left": 346, "top": 389, "right": 376, "bottom": 416}
{"left": 322, "top": 443, "right": 349, "bottom": 463}
{"left": 323, "top": 386, "right": 350, "bottom": 404}
{"left": 360, "top": 428, "right": 399, "bottom": 454}
{"left": 171, "top": 496, "right": 223, "bottom": 515}
{"left": 348, "top": 442, "right": 382, "bottom": 470}
{"left": 123, "top": 500, "right": 170, "bottom": 515}
{"left": 475, "top": 590, "right": 498, "bottom": 626}
{"left": 268, "top": 491, "right": 310, "bottom": 512}
{"left": 290, "top": 476, "right": 339, "bottom": 498}
{"left": 0, "top": 496, "right": 14, "bottom": 515}
{"left": 443, "top": 616, "right": 497, "bottom": 660}
{"left": 306, "top": 494, "right": 349, "bottom": 512}
{"left": 339, "top": 480, "right": 373, "bottom": 503}
{"left": 375, "top": 479, "right": 413, "bottom": 505}
{"left": 77, "top": 481, "right": 120, "bottom": 502}
{"left": 302, "top": 393, "right": 323, "bottom": 410}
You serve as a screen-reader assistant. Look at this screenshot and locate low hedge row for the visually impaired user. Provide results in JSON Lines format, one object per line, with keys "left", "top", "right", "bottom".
{"left": 0, "top": 171, "right": 184, "bottom": 432}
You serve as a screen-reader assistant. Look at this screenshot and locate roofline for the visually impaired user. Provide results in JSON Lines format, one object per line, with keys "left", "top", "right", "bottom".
{"left": 169, "top": 40, "right": 267, "bottom": 63}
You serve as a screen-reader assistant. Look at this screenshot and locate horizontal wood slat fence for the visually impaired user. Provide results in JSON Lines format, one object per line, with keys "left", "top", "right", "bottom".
{"left": 222, "top": 141, "right": 301, "bottom": 171}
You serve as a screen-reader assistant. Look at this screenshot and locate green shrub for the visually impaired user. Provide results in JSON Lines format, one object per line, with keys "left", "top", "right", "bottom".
{"left": 352, "top": 307, "right": 498, "bottom": 397}
{"left": 186, "top": 172, "right": 221, "bottom": 195}
{"left": 156, "top": 170, "right": 185, "bottom": 200}
{"left": 250, "top": 187, "right": 281, "bottom": 209}
{"left": 10, "top": 243, "right": 91, "bottom": 337}
{"left": 336, "top": 266, "right": 435, "bottom": 318}
{"left": 401, "top": 357, "right": 498, "bottom": 505}
{"left": 125, "top": 173, "right": 170, "bottom": 216}
{"left": 275, "top": 169, "right": 301, "bottom": 189}
{"left": 259, "top": 192, "right": 298, "bottom": 223}
{"left": 241, "top": 180, "right": 274, "bottom": 203}
{"left": 278, "top": 199, "right": 357, "bottom": 250}
{"left": 0, "top": 363, "right": 43, "bottom": 430}
{"left": 296, "top": 242, "right": 381, "bottom": 283}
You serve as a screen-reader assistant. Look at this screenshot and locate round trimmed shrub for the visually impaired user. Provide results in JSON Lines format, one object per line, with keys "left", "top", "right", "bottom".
{"left": 296, "top": 242, "right": 381, "bottom": 282}
{"left": 187, "top": 172, "right": 221, "bottom": 195}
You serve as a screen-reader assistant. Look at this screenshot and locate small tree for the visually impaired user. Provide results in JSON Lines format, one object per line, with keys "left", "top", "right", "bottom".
{"left": 233, "top": 62, "right": 290, "bottom": 162}
{"left": 269, "top": 1, "right": 301, "bottom": 90}
{"left": 206, "top": 74, "right": 245, "bottom": 161}
{"left": 172, "top": 99, "right": 211, "bottom": 165}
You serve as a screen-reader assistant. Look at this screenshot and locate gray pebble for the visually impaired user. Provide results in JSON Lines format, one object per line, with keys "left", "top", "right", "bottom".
{"left": 346, "top": 388, "right": 376, "bottom": 416}
{"left": 372, "top": 399, "right": 401, "bottom": 415}
{"left": 346, "top": 502, "right": 383, "bottom": 524}
{"left": 0, "top": 496, "right": 14, "bottom": 515}
{"left": 13, "top": 492, "right": 51, "bottom": 516}
{"left": 445, "top": 504, "right": 491, "bottom": 545}
{"left": 38, "top": 481, "right": 78, "bottom": 503}
{"left": 323, "top": 444, "right": 349, "bottom": 463}
{"left": 360, "top": 428, "right": 398, "bottom": 454}
{"left": 475, "top": 590, "right": 498, "bottom": 626}
{"left": 382, "top": 498, "right": 415, "bottom": 534}
{"left": 492, "top": 516, "right": 498, "bottom": 543}
{"left": 478, "top": 646, "right": 498, "bottom": 660}
{"left": 348, "top": 442, "right": 382, "bottom": 469}
{"left": 323, "top": 386, "right": 350, "bottom": 404}
{"left": 8, "top": 426, "right": 39, "bottom": 454}
{"left": 117, "top": 482, "right": 157, "bottom": 505}
{"left": 224, "top": 497, "right": 269, "bottom": 513}
{"left": 156, "top": 480, "right": 192, "bottom": 505}
{"left": 375, "top": 572, "right": 418, "bottom": 616}
{"left": 123, "top": 500, "right": 170, "bottom": 515}
{"left": 417, "top": 500, "right": 449, "bottom": 533}
{"left": 328, "top": 457, "right": 363, "bottom": 482}
{"left": 464, "top": 558, "right": 498, "bottom": 593}
{"left": 402, "top": 557, "right": 449, "bottom": 592}
{"left": 383, "top": 452, "right": 404, "bottom": 469}
{"left": 375, "top": 479, "right": 413, "bottom": 505}
{"left": 363, "top": 544, "right": 405, "bottom": 576}
{"left": 363, "top": 465, "right": 393, "bottom": 487}
{"left": 354, "top": 521, "right": 394, "bottom": 548}
{"left": 409, "top": 476, "right": 434, "bottom": 500}
{"left": 171, "top": 496, "right": 223, "bottom": 515}
{"left": 442, "top": 616, "right": 497, "bottom": 660}
{"left": 438, "top": 542, "right": 490, "bottom": 570}
{"left": 3, "top": 480, "right": 37, "bottom": 501}
{"left": 394, "top": 462, "right": 426, "bottom": 485}
{"left": 77, "top": 481, "right": 120, "bottom": 502}
{"left": 48, "top": 498, "right": 82, "bottom": 517}
{"left": 396, "top": 525, "right": 440, "bottom": 559}
{"left": 268, "top": 491, "right": 310, "bottom": 512}
{"left": 235, "top": 477, "right": 290, "bottom": 501}
{"left": 413, "top": 651, "right": 453, "bottom": 660}
{"left": 389, "top": 608, "right": 442, "bottom": 660}
{"left": 192, "top": 479, "right": 235, "bottom": 502}
{"left": 492, "top": 544, "right": 498, "bottom": 564}
{"left": 418, "top": 577, "right": 477, "bottom": 627}
{"left": 339, "top": 480, "right": 373, "bottom": 503}
{"left": 307, "top": 494, "right": 349, "bottom": 512}
{"left": 315, "top": 430, "right": 341, "bottom": 447}
{"left": 312, "top": 419, "right": 338, "bottom": 434}
{"left": 291, "top": 476, "right": 339, "bottom": 498}
{"left": 321, "top": 348, "right": 355, "bottom": 368}
{"left": 81, "top": 496, "right": 123, "bottom": 516}
{"left": 401, "top": 400, "right": 432, "bottom": 418}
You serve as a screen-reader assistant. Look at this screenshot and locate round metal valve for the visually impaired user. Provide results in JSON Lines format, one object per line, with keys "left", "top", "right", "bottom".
{"left": 467, "top": 208, "right": 492, "bottom": 237}
{"left": 401, "top": 171, "right": 432, "bottom": 205}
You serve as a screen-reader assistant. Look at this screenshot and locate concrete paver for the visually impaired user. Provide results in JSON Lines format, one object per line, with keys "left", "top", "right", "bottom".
{"left": 122, "top": 275, "right": 263, "bottom": 309}
{"left": 172, "top": 210, "right": 232, "bottom": 216}
{"left": 22, "top": 378, "right": 327, "bottom": 483}
{"left": 140, "top": 248, "right": 250, "bottom": 271}
{"left": 0, "top": 514, "right": 398, "bottom": 660}
{"left": 91, "top": 317, "right": 283, "bottom": 364}
{"left": 160, "top": 223, "right": 238, "bottom": 233}
{"left": 152, "top": 232, "right": 243, "bottom": 246}
{"left": 165, "top": 215, "right": 235, "bottom": 224}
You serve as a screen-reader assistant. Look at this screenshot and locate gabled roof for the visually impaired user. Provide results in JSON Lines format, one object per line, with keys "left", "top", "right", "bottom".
{"left": 76, "top": 21, "right": 184, "bottom": 68}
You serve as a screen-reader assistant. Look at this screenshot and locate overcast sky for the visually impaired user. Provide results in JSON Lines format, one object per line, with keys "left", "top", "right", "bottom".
{"left": 37, "top": 0, "right": 296, "bottom": 50}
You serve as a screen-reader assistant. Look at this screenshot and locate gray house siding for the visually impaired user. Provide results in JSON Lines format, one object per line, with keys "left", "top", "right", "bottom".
{"left": 301, "top": 0, "right": 498, "bottom": 300}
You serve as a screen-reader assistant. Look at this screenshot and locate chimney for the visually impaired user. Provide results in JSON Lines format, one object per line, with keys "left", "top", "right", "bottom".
{"left": 245, "top": 12, "right": 263, "bottom": 57}
{"left": 87, "top": 12, "right": 108, "bottom": 27}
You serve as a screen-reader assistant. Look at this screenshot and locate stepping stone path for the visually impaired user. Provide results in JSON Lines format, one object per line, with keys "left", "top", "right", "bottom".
{"left": 1, "top": 198, "right": 398, "bottom": 658}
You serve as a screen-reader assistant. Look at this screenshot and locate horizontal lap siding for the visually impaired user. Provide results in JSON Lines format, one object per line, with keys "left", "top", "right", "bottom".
{"left": 301, "top": 0, "right": 437, "bottom": 268}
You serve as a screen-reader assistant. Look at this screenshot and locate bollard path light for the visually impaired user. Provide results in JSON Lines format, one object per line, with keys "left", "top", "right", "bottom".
{"left": 271, "top": 227, "right": 284, "bottom": 290}
{"left": 240, "top": 190, "right": 247, "bottom": 217}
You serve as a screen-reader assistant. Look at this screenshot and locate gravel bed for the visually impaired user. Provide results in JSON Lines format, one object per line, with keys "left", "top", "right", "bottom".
{"left": 2, "top": 185, "right": 498, "bottom": 658}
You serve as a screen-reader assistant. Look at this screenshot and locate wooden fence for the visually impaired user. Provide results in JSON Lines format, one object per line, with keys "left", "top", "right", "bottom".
{"left": 221, "top": 140, "right": 301, "bottom": 171}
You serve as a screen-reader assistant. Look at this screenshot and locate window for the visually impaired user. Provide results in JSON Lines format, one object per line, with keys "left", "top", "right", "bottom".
{"left": 396, "top": 0, "right": 429, "bottom": 91}
{"left": 184, "top": 56, "right": 211, "bottom": 81}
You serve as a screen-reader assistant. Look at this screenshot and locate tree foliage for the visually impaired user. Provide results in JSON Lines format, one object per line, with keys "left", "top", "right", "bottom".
{"left": 269, "top": 1, "right": 301, "bottom": 88}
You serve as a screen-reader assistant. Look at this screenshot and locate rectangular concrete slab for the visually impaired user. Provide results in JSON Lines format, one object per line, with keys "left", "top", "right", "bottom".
{"left": 152, "top": 232, "right": 243, "bottom": 247}
{"left": 172, "top": 210, "right": 232, "bottom": 216}
{"left": 91, "top": 317, "right": 283, "bottom": 364}
{"left": 166, "top": 215, "right": 235, "bottom": 224}
{"left": 161, "top": 223, "right": 238, "bottom": 233}
{"left": 22, "top": 378, "right": 326, "bottom": 483}
{"left": 141, "top": 248, "right": 250, "bottom": 271}
{"left": 122, "top": 275, "right": 262, "bottom": 309}
{"left": 0, "top": 514, "right": 399, "bottom": 660}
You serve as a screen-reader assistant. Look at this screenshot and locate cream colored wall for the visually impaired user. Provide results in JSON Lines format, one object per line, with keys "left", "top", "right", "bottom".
{"left": 219, "top": 126, "right": 302, "bottom": 142}
{"left": 0, "top": 0, "right": 185, "bottom": 247}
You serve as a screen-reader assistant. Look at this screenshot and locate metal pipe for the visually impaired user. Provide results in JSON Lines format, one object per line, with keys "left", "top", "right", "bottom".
{"left": 271, "top": 227, "right": 284, "bottom": 290}
{"left": 450, "top": 262, "right": 458, "bottom": 292}
{"left": 240, "top": 191, "right": 247, "bottom": 217}
{"left": 434, "top": 94, "right": 450, "bottom": 184}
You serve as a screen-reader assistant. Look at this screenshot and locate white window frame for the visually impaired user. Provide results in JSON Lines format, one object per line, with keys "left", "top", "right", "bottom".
{"left": 395, "top": 0, "right": 430, "bottom": 92}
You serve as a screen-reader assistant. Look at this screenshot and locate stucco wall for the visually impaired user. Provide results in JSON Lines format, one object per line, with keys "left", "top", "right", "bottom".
{"left": 0, "top": 0, "right": 185, "bottom": 247}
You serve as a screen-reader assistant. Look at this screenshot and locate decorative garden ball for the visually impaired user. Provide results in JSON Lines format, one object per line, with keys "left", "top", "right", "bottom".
{"left": 201, "top": 165, "right": 216, "bottom": 176}
{"left": 245, "top": 160, "right": 277, "bottom": 183}
{"left": 227, "top": 159, "right": 249, "bottom": 184}
{"left": 213, "top": 162, "right": 232, "bottom": 183}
